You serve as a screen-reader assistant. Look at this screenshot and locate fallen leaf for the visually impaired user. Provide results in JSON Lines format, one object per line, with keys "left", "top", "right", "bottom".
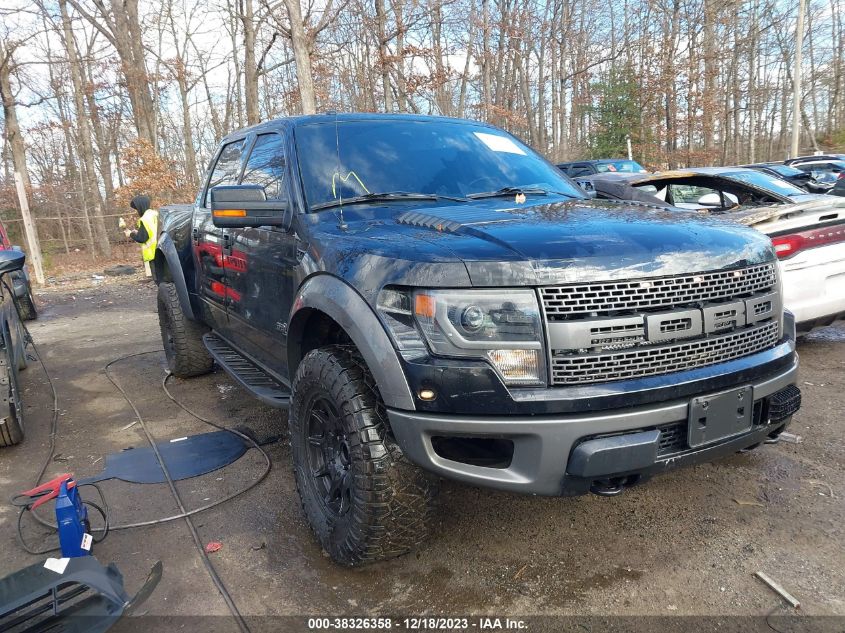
{"left": 205, "top": 541, "right": 223, "bottom": 554}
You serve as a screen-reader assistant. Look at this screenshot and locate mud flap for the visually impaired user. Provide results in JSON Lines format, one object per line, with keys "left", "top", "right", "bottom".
{"left": 0, "top": 556, "right": 161, "bottom": 632}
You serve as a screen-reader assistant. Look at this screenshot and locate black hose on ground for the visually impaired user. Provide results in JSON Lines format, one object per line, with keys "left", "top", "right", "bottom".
{"left": 105, "top": 353, "right": 254, "bottom": 633}
{"left": 13, "top": 325, "right": 270, "bottom": 633}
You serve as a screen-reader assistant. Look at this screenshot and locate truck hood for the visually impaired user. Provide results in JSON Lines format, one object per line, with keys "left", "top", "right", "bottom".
{"left": 389, "top": 199, "right": 775, "bottom": 285}
{"left": 305, "top": 198, "right": 776, "bottom": 289}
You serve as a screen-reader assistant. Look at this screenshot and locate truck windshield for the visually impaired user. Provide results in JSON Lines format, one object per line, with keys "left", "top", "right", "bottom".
{"left": 295, "top": 119, "right": 584, "bottom": 210}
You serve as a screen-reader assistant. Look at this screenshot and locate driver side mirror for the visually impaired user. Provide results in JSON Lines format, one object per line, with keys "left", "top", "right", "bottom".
{"left": 697, "top": 192, "right": 738, "bottom": 207}
{"left": 210, "top": 185, "right": 288, "bottom": 228}
{"left": 0, "top": 249, "right": 26, "bottom": 276}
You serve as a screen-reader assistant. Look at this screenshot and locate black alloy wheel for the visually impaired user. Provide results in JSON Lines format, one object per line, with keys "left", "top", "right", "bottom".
{"left": 305, "top": 397, "right": 353, "bottom": 516}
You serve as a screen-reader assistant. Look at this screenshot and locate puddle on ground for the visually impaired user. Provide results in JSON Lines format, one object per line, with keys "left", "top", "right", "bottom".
{"left": 537, "top": 565, "right": 645, "bottom": 606}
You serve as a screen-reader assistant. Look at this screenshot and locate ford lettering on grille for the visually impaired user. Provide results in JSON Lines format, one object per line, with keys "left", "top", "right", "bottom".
{"left": 542, "top": 264, "right": 782, "bottom": 385}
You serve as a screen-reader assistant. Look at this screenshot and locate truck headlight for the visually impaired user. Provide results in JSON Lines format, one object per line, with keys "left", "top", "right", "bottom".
{"left": 378, "top": 288, "right": 545, "bottom": 385}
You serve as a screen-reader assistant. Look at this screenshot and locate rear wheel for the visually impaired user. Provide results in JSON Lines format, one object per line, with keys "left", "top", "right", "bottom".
{"left": 289, "top": 345, "right": 439, "bottom": 565}
{"left": 17, "top": 287, "right": 37, "bottom": 321}
{"left": 157, "top": 282, "right": 213, "bottom": 378}
{"left": 0, "top": 343, "right": 24, "bottom": 447}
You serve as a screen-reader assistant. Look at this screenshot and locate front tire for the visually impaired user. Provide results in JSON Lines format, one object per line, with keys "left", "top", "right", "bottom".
{"left": 157, "top": 282, "right": 213, "bottom": 378}
{"left": 0, "top": 343, "right": 23, "bottom": 447}
{"left": 17, "top": 287, "right": 37, "bottom": 321}
{"left": 289, "top": 345, "right": 439, "bottom": 565}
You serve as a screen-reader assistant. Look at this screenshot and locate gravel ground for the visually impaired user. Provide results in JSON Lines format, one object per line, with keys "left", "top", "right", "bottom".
{"left": 0, "top": 277, "right": 842, "bottom": 629}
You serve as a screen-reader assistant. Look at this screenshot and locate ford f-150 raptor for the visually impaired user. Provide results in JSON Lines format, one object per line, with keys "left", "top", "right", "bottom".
{"left": 154, "top": 113, "right": 802, "bottom": 565}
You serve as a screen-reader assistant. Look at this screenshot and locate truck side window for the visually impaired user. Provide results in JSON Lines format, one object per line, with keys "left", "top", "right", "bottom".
{"left": 241, "top": 133, "right": 286, "bottom": 200}
{"left": 204, "top": 139, "right": 246, "bottom": 207}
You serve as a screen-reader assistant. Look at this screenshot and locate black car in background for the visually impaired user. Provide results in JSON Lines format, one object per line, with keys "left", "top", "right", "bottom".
{"left": 557, "top": 158, "right": 647, "bottom": 177}
{"left": 784, "top": 155, "right": 845, "bottom": 187}
{"left": 742, "top": 162, "right": 832, "bottom": 194}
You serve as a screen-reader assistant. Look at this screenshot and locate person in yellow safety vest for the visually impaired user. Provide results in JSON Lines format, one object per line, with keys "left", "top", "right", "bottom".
{"left": 124, "top": 195, "right": 158, "bottom": 277}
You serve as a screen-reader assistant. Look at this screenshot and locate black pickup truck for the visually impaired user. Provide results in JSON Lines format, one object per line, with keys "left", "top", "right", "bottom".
{"left": 155, "top": 113, "right": 801, "bottom": 565}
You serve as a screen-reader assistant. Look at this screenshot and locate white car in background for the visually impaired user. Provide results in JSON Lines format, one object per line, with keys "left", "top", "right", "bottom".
{"left": 750, "top": 197, "right": 845, "bottom": 333}
{"left": 583, "top": 168, "right": 845, "bottom": 333}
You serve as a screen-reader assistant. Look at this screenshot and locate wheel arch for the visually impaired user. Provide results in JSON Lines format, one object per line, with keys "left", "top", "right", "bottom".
{"left": 154, "top": 232, "right": 196, "bottom": 321}
{"left": 287, "top": 275, "right": 415, "bottom": 411}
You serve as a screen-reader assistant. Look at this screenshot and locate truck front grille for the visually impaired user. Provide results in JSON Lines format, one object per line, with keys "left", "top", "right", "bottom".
{"left": 550, "top": 321, "right": 779, "bottom": 385}
{"left": 541, "top": 263, "right": 777, "bottom": 320}
{"left": 541, "top": 263, "right": 782, "bottom": 385}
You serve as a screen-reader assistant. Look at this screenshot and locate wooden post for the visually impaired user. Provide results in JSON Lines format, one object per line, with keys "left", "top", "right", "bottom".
{"left": 790, "top": 0, "right": 807, "bottom": 159}
{"left": 12, "top": 170, "right": 45, "bottom": 285}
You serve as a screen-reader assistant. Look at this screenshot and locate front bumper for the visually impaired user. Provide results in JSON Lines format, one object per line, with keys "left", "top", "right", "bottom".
{"left": 387, "top": 359, "right": 799, "bottom": 496}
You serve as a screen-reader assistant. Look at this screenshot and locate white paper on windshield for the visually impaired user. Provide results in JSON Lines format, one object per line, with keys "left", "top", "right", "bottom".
{"left": 473, "top": 132, "right": 526, "bottom": 155}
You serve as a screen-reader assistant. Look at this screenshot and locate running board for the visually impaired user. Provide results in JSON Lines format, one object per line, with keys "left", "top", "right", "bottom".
{"left": 203, "top": 333, "right": 291, "bottom": 408}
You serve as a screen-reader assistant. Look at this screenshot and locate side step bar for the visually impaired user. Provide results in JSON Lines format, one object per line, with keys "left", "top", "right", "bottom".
{"left": 203, "top": 333, "right": 291, "bottom": 408}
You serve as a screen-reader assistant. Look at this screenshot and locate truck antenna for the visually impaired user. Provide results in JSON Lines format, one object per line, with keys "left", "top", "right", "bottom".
{"left": 334, "top": 114, "right": 348, "bottom": 230}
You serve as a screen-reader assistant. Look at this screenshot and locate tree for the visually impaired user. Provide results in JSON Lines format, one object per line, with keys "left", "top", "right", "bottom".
{"left": 58, "top": 0, "right": 111, "bottom": 256}
{"left": 0, "top": 35, "right": 45, "bottom": 283}
{"left": 589, "top": 67, "right": 640, "bottom": 159}
{"left": 65, "top": 0, "right": 158, "bottom": 147}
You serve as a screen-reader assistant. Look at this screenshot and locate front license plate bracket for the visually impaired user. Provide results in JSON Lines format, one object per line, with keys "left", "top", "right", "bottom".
{"left": 688, "top": 386, "right": 753, "bottom": 448}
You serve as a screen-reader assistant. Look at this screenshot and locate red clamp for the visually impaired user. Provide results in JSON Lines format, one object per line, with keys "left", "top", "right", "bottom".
{"left": 19, "top": 473, "right": 76, "bottom": 510}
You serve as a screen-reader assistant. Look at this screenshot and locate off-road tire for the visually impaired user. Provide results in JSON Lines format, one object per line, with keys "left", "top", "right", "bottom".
{"left": 157, "top": 282, "right": 213, "bottom": 378}
{"left": 290, "top": 345, "right": 439, "bottom": 565}
{"left": 0, "top": 344, "right": 24, "bottom": 447}
{"left": 17, "top": 288, "right": 37, "bottom": 321}
{"left": 13, "top": 319, "right": 27, "bottom": 371}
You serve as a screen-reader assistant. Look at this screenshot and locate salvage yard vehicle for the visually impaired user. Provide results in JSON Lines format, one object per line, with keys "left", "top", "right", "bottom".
{"left": 742, "top": 162, "right": 833, "bottom": 194}
{"left": 0, "top": 220, "right": 37, "bottom": 321}
{"left": 556, "top": 158, "right": 647, "bottom": 177}
{"left": 154, "top": 114, "right": 802, "bottom": 565}
{"left": 785, "top": 155, "right": 845, "bottom": 183}
{"left": 0, "top": 249, "right": 30, "bottom": 447}
{"left": 585, "top": 166, "right": 820, "bottom": 211}
{"left": 585, "top": 167, "right": 845, "bottom": 333}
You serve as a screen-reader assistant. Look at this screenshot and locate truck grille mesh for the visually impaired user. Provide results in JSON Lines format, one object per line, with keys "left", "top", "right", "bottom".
{"left": 550, "top": 321, "right": 779, "bottom": 385}
{"left": 541, "top": 263, "right": 777, "bottom": 319}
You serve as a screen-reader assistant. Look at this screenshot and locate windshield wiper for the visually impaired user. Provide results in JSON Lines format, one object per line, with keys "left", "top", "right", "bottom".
{"left": 312, "top": 191, "right": 467, "bottom": 211}
{"left": 467, "top": 186, "right": 577, "bottom": 200}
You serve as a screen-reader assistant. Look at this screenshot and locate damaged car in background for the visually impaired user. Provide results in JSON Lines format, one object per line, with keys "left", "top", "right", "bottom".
{"left": 582, "top": 167, "right": 845, "bottom": 333}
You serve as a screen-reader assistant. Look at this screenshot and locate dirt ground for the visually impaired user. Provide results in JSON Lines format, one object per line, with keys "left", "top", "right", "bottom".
{"left": 1, "top": 275, "right": 843, "bottom": 629}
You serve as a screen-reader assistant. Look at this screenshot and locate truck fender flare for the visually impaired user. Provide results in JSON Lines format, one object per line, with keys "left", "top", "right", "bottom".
{"left": 288, "top": 275, "right": 416, "bottom": 411}
{"left": 155, "top": 232, "right": 196, "bottom": 321}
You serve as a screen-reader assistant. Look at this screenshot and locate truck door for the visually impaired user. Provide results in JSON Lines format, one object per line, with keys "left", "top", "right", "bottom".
{"left": 224, "top": 132, "right": 297, "bottom": 381}
{"left": 193, "top": 138, "right": 247, "bottom": 330}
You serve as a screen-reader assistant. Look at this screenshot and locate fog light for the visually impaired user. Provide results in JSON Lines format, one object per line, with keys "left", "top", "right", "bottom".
{"left": 487, "top": 349, "right": 542, "bottom": 385}
{"left": 418, "top": 388, "right": 437, "bottom": 401}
